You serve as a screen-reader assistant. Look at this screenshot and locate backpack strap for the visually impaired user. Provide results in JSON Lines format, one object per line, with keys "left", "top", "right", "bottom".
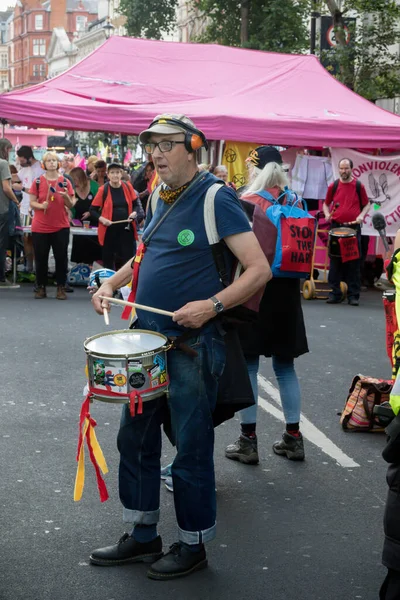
{"left": 332, "top": 178, "right": 339, "bottom": 201}
{"left": 203, "top": 182, "right": 235, "bottom": 288}
{"left": 36, "top": 177, "right": 41, "bottom": 195}
{"left": 203, "top": 183, "right": 224, "bottom": 245}
{"left": 356, "top": 179, "right": 363, "bottom": 212}
{"left": 102, "top": 182, "right": 110, "bottom": 207}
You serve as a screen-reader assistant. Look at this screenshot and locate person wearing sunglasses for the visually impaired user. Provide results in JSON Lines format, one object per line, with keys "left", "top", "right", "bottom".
{"left": 29, "top": 151, "right": 75, "bottom": 300}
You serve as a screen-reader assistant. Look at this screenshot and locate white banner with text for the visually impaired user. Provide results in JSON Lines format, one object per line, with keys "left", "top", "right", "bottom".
{"left": 330, "top": 148, "right": 400, "bottom": 236}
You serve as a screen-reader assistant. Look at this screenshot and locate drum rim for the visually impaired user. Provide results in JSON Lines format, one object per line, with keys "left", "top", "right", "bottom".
{"left": 329, "top": 227, "right": 356, "bottom": 237}
{"left": 84, "top": 329, "right": 168, "bottom": 358}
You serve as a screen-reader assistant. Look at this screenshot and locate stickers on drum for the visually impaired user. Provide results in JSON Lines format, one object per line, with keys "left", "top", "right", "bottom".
{"left": 84, "top": 329, "right": 169, "bottom": 404}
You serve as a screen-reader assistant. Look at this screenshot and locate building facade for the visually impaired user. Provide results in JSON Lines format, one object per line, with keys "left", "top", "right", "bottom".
{"left": 47, "top": 0, "right": 126, "bottom": 80}
{"left": 0, "top": 10, "right": 12, "bottom": 92}
{"left": 10, "top": 0, "right": 97, "bottom": 90}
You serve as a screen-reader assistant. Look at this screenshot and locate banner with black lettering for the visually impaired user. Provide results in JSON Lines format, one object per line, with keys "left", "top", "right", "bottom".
{"left": 331, "top": 148, "right": 400, "bottom": 236}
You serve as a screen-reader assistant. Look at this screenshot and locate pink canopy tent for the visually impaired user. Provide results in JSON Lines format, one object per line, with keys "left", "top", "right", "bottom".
{"left": 1, "top": 36, "right": 400, "bottom": 147}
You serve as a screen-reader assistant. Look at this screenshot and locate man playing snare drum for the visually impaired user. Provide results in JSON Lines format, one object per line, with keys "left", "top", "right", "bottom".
{"left": 323, "top": 158, "right": 370, "bottom": 306}
{"left": 90, "top": 114, "right": 271, "bottom": 580}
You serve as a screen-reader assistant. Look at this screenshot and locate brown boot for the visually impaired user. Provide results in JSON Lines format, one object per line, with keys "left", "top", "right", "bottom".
{"left": 56, "top": 285, "right": 67, "bottom": 300}
{"left": 34, "top": 286, "right": 46, "bottom": 299}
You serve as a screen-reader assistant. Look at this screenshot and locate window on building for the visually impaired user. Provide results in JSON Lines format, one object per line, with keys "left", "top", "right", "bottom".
{"left": 40, "top": 64, "right": 46, "bottom": 77}
{"left": 33, "top": 39, "right": 46, "bottom": 57}
{"left": 0, "top": 54, "right": 7, "bottom": 69}
{"left": 33, "top": 64, "right": 39, "bottom": 77}
{"left": 76, "top": 16, "right": 87, "bottom": 32}
{"left": 35, "top": 14, "right": 43, "bottom": 31}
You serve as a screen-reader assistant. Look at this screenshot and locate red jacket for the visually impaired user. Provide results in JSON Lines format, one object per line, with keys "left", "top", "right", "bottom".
{"left": 92, "top": 181, "right": 138, "bottom": 246}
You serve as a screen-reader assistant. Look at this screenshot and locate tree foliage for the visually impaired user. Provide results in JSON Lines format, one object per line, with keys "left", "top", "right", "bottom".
{"left": 119, "top": 0, "right": 178, "bottom": 39}
{"left": 196, "top": 0, "right": 311, "bottom": 53}
{"left": 321, "top": 0, "right": 400, "bottom": 100}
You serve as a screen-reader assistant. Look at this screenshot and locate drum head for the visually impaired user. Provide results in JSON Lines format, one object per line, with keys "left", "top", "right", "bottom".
{"left": 85, "top": 329, "right": 167, "bottom": 357}
{"left": 330, "top": 227, "right": 356, "bottom": 238}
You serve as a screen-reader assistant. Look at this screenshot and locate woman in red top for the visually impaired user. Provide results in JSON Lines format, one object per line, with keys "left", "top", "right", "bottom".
{"left": 29, "top": 151, "right": 75, "bottom": 300}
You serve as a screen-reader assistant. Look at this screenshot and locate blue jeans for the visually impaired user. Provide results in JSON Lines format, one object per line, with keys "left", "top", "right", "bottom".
{"left": 117, "top": 329, "right": 226, "bottom": 544}
{"left": 240, "top": 356, "right": 301, "bottom": 425}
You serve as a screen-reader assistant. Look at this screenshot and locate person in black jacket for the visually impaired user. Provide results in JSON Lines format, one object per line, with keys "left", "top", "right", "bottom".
{"left": 225, "top": 146, "right": 309, "bottom": 465}
{"left": 380, "top": 413, "right": 400, "bottom": 599}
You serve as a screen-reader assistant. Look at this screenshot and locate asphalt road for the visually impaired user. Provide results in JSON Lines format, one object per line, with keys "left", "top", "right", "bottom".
{"left": 0, "top": 284, "right": 392, "bottom": 600}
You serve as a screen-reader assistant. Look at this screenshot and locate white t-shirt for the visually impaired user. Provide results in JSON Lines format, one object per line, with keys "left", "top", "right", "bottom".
{"left": 18, "top": 161, "right": 44, "bottom": 215}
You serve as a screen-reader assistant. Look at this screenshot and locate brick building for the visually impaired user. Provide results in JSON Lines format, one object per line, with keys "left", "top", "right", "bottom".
{"left": 10, "top": 0, "right": 97, "bottom": 90}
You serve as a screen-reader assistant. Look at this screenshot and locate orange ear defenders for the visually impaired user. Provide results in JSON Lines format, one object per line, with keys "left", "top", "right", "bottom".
{"left": 149, "top": 117, "right": 209, "bottom": 153}
{"left": 41, "top": 158, "right": 61, "bottom": 170}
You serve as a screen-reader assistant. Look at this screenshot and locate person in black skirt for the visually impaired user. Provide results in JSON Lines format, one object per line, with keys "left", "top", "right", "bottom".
{"left": 90, "top": 163, "right": 144, "bottom": 270}
{"left": 225, "top": 146, "right": 309, "bottom": 465}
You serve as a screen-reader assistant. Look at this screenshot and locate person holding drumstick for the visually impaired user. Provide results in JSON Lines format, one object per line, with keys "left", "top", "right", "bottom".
{"left": 29, "top": 151, "right": 75, "bottom": 300}
{"left": 323, "top": 158, "right": 370, "bottom": 306}
{"left": 90, "top": 163, "right": 143, "bottom": 270}
{"left": 90, "top": 114, "right": 270, "bottom": 580}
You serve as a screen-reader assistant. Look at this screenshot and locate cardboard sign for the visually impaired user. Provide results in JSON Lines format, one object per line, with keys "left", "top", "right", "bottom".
{"left": 280, "top": 217, "right": 316, "bottom": 273}
{"left": 338, "top": 236, "right": 360, "bottom": 262}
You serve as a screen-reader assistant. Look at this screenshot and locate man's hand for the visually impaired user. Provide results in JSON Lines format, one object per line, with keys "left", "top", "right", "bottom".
{"left": 128, "top": 211, "right": 137, "bottom": 221}
{"left": 173, "top": 300, "right": 215, "bottom": 329}
{"left": 81, "top": 211, "right": 90, "bottom": 220}
{"left": 42, "top": 201, "right": 49, "bottom": 211}
{"left": 355, "top": 215, "right": 364, "bottom": 224}
{"left": 99, "top": 216, "right": 112, "bottom": 226}
{"left": 91, "top": 282, "right": 114, "bottom": 315}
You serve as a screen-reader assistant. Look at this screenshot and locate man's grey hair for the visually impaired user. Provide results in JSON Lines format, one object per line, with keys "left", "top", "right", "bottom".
{"left": 214, "top": 165, "right": 228, "bottom": 174}
{"left": 0, "top": 138, "right": 12, "bottom": 161}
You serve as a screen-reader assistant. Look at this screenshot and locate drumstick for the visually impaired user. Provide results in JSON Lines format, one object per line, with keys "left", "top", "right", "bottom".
{"left": 99, "top": 295, "right": 175, "bottom": 317}
{"left": 103, "top": 307, "right": 110, "bottom": 326}
{"left": 110, "top": 219, "right": 131, "bottom": 225}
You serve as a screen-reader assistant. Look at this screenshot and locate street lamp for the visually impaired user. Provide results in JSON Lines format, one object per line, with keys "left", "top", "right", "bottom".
{"left": 103, "top": 18, "right": 115, "bottom": 39}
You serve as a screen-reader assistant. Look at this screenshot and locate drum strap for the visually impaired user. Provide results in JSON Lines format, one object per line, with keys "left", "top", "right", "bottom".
{"left": 121, "top": 242, "right": 146, "bottom": 320}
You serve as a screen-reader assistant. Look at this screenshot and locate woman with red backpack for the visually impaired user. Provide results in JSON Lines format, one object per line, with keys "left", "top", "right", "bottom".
{"left": 225, "top": 146, "right": 309, "bottom": 465}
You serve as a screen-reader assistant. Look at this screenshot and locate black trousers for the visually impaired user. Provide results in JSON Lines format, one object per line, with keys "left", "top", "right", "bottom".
{"left": 102, "top": 224, "right": 136, "bottom": 271}
{"left": 328, "top": 223, "right": 361, "bottom": 301}
{"left": 0, "top": 211, "right": 8, "bottom": 280}
{"left": 380, "top": 569, "right": 400, "bottom": 600}
{"left": 32, "top": 228, "right": 69, "bottom": 287}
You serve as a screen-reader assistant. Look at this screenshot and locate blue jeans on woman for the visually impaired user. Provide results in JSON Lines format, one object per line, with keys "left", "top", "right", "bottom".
{"left": 240, "top": 355, "right": 301, "bottom": 425}
{"left": 117, "top": 328, "right": 226, "bottom": 545}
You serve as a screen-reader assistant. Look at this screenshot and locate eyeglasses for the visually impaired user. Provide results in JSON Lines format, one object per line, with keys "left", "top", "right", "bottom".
{"left": 143, "top": 141, "right": 185, "bottom": 154}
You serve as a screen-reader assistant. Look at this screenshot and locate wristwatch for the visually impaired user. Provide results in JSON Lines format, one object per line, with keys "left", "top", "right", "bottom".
{"left": 210, "top": 295, "right": 224, "bottom": 314}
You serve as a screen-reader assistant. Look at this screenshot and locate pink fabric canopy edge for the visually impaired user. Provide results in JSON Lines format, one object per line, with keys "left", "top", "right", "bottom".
{"left": 2, "top": 36, "right": 400, "bottom": 147}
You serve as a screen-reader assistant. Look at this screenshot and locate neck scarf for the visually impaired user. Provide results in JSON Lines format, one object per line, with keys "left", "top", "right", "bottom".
{"left": 159, "top": 182, "right": 189, "bottom": 205}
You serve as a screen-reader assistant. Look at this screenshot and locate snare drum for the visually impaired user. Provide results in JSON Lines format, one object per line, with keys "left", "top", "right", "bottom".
{"left": 328, "top": 227, "right": 357, "bottom": 258}
{"left": 84, "top": 329, "right": 169, "bottom": 403}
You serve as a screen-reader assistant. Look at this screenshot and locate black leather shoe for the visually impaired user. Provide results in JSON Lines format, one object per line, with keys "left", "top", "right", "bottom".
{"left": 348, "top": 298, "right": 359, "bottom": 306}
{"left": 147, "top": 542, "right": 207, "bottom": 580}
{"left": 90, "top": 533, "right": 163, "bottom": 566}
{"left": 326, "top": 296, "right": 343, "bottom": 304}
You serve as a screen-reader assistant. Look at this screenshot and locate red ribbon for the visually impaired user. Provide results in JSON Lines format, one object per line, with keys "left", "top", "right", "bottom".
{"left": 121, "top": 242, "right": 146, "bottom": 320}
{"left": 76, "top": 395, "right": 109, "bottom": 502}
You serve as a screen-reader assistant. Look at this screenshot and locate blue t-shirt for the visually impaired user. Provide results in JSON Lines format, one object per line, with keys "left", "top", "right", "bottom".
{"left": 135, "top": 172, "right": 251, "bottom": 336}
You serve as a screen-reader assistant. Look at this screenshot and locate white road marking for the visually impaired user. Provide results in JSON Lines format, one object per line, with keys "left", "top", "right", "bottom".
{"left": 257, "top": 374, "right": 360, "bottom": 468}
